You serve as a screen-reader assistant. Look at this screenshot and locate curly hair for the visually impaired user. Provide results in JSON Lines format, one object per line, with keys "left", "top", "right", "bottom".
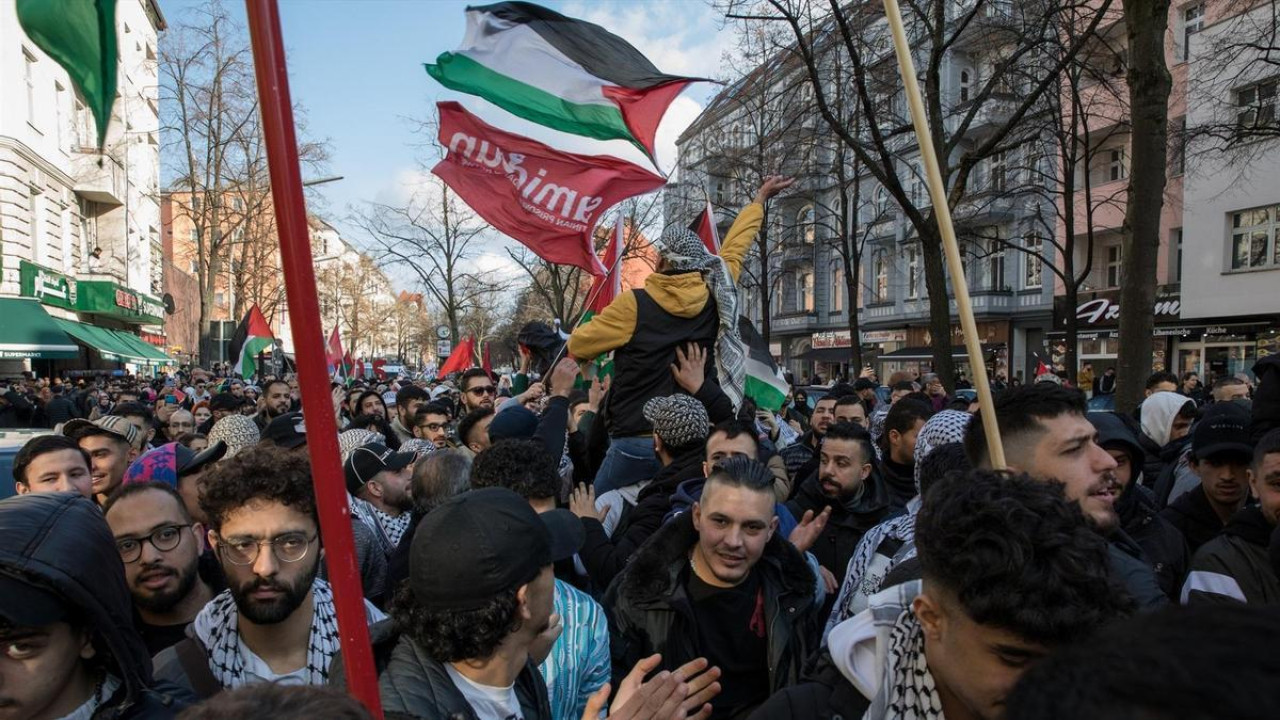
{"left": 199, "top": 445, "right": 318, "bottom": 533}
{"left": 916, "top": 469, "right": 1132, "bottom": 646}
{"left": 390, "top": 582, "right": 521, "bottom": 662}
{"left": 965, "top": 383, "right": 1087, "bottom": 468}
{"left": 469, "top": 439, "right": 558, "bottom": 500}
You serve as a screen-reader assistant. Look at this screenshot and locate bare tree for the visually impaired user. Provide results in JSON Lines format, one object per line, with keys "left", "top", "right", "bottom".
{"left": 350, "top": 175, "right": 507, "bottom": 344}
{"left": 1184, "top": 2, "right": 1280, "bottom": 152}
{"left": 315, "top": 255, "right": 396, "bottom": 359}
{"left": 725, "top": 0, "right": 1116, "bottom": 389}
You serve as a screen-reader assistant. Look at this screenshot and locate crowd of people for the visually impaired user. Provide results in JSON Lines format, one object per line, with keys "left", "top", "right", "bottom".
{"left": 2, "top": 177, "right": 1279, "bottom": 719}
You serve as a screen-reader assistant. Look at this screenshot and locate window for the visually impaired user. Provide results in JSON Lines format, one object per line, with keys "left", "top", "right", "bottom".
{"left": 188, "top": 228, "right": 197, "bottom": 244}
{"left": 1230, "top": 204, "right": 1280, "bottom": 271}
{"left": 73, "top": 95, "right": 92, "bottom": 147}
{"left": 1171, "top": 228, "right": 1183, "bottom": 282}
{"left": 987, "top": 238, "right": 1006, "bottom": 290}
{"left": 959, "top": 69, "right": 973, "bottom": 103}
{"left": 1182, "top": 3, "right": 1205, "bottom": 61}
{"left": 873, "top": 250, "right": 890, "bottom": 302}
{"left": 232, "top": 196, "right": 245, "bottom": 212}
{"left": 1024, "top": 236, "right": 1044, "bottom": 289}
{"left": 989, "top": 152, "right": 1007, "bottom": 192}
{"left": 797, "top": 204, "right": 816, "bottom": 244}
{"left": 1237, "top": 80, "right": 1278, "bottom": 133}
{"left": 215, "top": 291, "right": 226, "bottom": 307}
{"left": 906, "top": 244, "right": 920, "bottom": 298}
{"left": 800, "top": 272, "right": 815, "bottom": 311}
{"left": 1106, "top": 245, "right": 1123, "bottom": 287}
{"left": 24, "top": 48, "right": 38, "bottom": 126}
{"left": 1107, "top": 148, "right": 1127, "bottom": 182}
{"left": 874, "top": 186, "right": 890, "bottom": 220}
{"left": 55, "top": 82, "right": 66, "bottom": 150}
{"left": 909, "top": 162, "right": 927, "bottom": 207}
{"left": 830, "top": 262, "right": 845, "bottom": 312}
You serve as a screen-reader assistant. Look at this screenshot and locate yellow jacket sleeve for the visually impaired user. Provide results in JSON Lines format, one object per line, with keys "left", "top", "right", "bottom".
{"left": 719, "top": 203, "right": 764, "bottom": 282}
{"left": 568, "top": 291, "right": 639, "bottom": 362}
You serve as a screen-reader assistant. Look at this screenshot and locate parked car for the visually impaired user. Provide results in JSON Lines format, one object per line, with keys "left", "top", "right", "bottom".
{"left": 0, "top": 429, "right": 51, "bottom": 501}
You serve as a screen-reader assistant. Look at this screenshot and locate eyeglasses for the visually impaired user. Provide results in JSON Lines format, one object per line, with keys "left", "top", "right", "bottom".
{"left": 467, "top": 386, "right": 497, "bottom": 396}
{"left": 115, "top": 524, "right": 192, "bottom": 564}
{"left": 216, "top": 532, "right": 317, "bottom": 566}
{"left": 419, "top": 422, "right": 446, "bottom": 432}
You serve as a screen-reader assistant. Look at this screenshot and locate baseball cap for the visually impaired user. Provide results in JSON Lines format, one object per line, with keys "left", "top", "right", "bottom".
{"left": 488, "top": 405, "right": 539, "bottom": 443}
{"left": 0, "top": 574, "right": 69, "bottom": 627}
{"left": 1191, "top": 402, "right": 1253, "bottom": 460}
{"left": 63, "top": 415, "right": 141, "bottom": 449}
{"left": 643, "top": 394, "right": 710, "bottom": 449}
{"left": 344, "top": 443, "right": 416, "bottom": 495}
{"left": 264, "top": 411, "right": 307, "bottom": 449}
{"left": 409, "top": 488, "right": 581, "bottom": 611}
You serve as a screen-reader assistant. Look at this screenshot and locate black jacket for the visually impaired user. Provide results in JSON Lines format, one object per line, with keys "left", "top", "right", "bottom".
{"left": 331, "top": 619, "right": 551, "bottom": 720}
{"left": 605, "top": 511, "right": 820, "bottom": 696}
{"left": 746, "top": 650, "right": 870, "bottom": 720}
{"left": 578, "top": 448, "right": 707, "bottom": 590}
{"left": 1185, "top": 506, "right": 1280, "bottom": 605}
{"left": 785, "top": 476, "right": 897, "bottom": 577}
{"left": 0, "top": 389, "right": 35, "bottom": 428}
{"left": 0, "top": 493, "right": 189, "bottom": 718}
{"left": 1161, "top": 484, "right": 1230, "bottom": 556}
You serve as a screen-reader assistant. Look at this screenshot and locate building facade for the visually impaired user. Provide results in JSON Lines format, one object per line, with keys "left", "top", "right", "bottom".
{"left": 0, "top": 0, "right": 170, "bottom": 377}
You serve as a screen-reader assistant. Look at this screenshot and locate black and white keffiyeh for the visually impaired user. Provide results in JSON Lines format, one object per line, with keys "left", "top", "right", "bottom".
{"left": 350, "top": 495, "right": 411, "bottom": 550}
{"left": 198, "top": 578, "right": 342, "bottom": 688}
{"left": 881, "top": 610, "right": 945, "bottom": 720}
{"left": 656, "top": 226, "right": 745, "bottom": 407}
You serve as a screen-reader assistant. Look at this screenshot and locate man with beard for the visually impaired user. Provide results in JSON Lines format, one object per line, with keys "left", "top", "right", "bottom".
{"left": 154, "top": 445, "right": 385, "bottom": 697}
{"left": 412, "top": 401, "right": 452, "bottom": 449}
{"left": 965, "top": 383, "right": 1168, "bottom": 608}
{"left": 345, "top": 442, "right": 416, "bottom": 562}
{"left": 63, "top": 415, "right": 142, "bottom": 504}
{"left": 780, "top": 394, "right": 838, "bottom": 486}
{"left": 254, "top": 380, "right": 293, "bottom": 433}
{"left": 785, "top": 422, "right": 895, "bottom": 607}
{"left": 390, "top": 385, "right": 430, "bottom": 444}
{"left": 105, "top": 482, "right": 214, "bottom": 655}
{"left": 459, "top": 368, "right": 499, "bottom": 414}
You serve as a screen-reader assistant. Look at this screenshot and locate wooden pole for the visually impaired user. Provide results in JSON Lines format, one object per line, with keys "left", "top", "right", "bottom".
{"left": 244, "top": 1, "right": 384, "bottom": 715}
{"left": 881, "top": 0, "right": 1006, "bottom": 469}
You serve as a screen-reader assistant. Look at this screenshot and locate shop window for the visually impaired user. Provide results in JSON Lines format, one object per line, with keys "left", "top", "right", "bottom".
{"left": 1229, "top": 204, "right": 1280, "bottom": 271}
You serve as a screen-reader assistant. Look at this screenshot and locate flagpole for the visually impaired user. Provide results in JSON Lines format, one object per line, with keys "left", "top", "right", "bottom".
{"left": 542, "top": 212, "right": 623, "bottom": 381}
{"left": 881, "top": 0, "right": 1006, "bottom": 469}
{"left": 243, "top": 2, "right": 383, "bottom": 716}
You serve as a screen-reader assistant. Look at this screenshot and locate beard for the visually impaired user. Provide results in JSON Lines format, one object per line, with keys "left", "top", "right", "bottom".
{"left": 228, "top": 558, "right": 319, "bottom": 625}
{"left": 133, "top": 561, "right": 200, "bottom": 614}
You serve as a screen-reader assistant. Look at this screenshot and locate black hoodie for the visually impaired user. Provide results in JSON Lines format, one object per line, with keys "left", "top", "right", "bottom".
{"left": 0, "top": 493, "right": 189, "bottom": 718}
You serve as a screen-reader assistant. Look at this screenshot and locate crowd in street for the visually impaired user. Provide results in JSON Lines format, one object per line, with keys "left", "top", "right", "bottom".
{"left": 2, "top": 178, "right": 1280, "bottom": 720}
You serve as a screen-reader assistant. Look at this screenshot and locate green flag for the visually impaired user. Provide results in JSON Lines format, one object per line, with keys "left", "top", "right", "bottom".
{"left": 16, "top": 0, "right": 118, "bottom": 148}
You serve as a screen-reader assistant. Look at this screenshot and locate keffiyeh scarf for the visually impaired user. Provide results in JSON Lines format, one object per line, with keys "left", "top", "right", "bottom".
{"left": 350, "top": 495, "right": 411, "bottom": 551}
{"left": 198, "top": 578, "right": 341, "bottom": 688}
{"left": 879, "top": 610, "right": 945, "bottom": 720}
{"left": 656, "top": 226, "right": 745, "bottom": 407}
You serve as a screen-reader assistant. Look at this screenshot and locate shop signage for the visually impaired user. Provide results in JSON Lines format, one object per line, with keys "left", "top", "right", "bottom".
{"left": 811, "top": 329, "right": 908, "bottom": 349}
{"left": 1054, "top": 286, "right": 1181, "bottom": 330}
{"left": 140, "top": 331, "right": 166, "bottom": 346}
{"left": 19, "top": 260, "right": 78, "bottom": 311}
{"left": 76, "top": 280, "right": 165, "bottom": 325}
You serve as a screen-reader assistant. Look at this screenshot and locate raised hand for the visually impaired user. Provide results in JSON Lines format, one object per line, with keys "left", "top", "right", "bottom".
{"left": 788, "top": 506, "right": 832, "bottom": 553}
{"left": 754, "top": 175, "right": 796, "bottom": 204}
{"left": 670, "top": 343, "right": 707, "bottom": 394}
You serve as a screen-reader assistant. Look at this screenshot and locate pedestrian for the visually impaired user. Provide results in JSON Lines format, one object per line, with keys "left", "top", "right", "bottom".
{"left": 254, "top": 379, "right": 293, "bottom": 433}
{"left": 1137, "top": 392, "right": 1196, "bottom": 486}
{"left": 1160, "top": 402, "right": 1255, "bottom": 555}
{"left": 876, "top": 399, "right": 933, "bottom": 507}
{"left": 344, "top": 442, "right": 417, "bottom": 560}
{"left": 569, "top": 177, "right": 795, "bottom": 494}
{"left": 206, "top": 414, "right": 260, "bottom": 459}
{"left": 42, "top": 383, "right": 80, "bottom": 427}
{"left": 412, "top": 401, "right": 453, "bottom": 449}
{"left": 11, "top": 434, "right": 94, "bottom": 498}
{"left": 779, "top": 394, "right": 837, "bottom": 485}
{"left": 457, "top": 368, "right": 499, "bottom": 415}
{"left": 63, "top": 415, "right": 143, "bottom": 504}
{"left": 1077, "top": 362, "right": 1095, "bottom": 398}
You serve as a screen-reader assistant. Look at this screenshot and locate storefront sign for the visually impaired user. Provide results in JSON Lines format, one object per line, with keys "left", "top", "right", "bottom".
{"left": 1054, "top": 286, "right": 1180, "bottom": 330}
{"left": 19, "top": 260, "right": 78, "bottom": 311}
{"left": 140, "top": 331, "right": 166, "bottom": 347}
{"left": 812, "top": 329, "right": 908, "bottom": 349}
{"left": 76, "top": 280, "right": 165, "bottom": 325}
{"left": 773, "top": 315, "right": 813, "bottom": 330}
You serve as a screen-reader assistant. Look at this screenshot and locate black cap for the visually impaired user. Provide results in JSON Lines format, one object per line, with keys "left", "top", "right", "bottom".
{"left": 0, "top": 574, "right": 69, "bottom": 627}
{"left": 175, "top": 440, "right": 227, "bottom": 477}
{"left": 410, "top": 488, "right": 574, "bottom": 611}
{"left": 1191, "top": 403, "right": 1253, "bottom": 460}
{"left": 264, "top": 412, "right": 308, "bottom": 449}
{"left": 344, "top": 443, "right": 415, "bottom": 495}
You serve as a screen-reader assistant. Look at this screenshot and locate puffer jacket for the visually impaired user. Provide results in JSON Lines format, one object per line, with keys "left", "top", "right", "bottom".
{"left": 1183, "top": 506, "right": 1280, "bottom": 605}
{"left": 605, "top": 511, "right": 820, "bottom": 695}
{"left": 568, "top": 203, "right": 763, "bottom": 439}
{"left": 785, "top": 475, "right": 898, "bottom": 580}
{"left": 330, "top": 620, "right": 551, "bottom": 720}
{"left": 0, "top": 493, "right": 189, "bottom": 718}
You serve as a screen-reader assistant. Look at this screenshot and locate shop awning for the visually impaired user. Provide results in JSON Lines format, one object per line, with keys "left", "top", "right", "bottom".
{"left": 794, "top": 347, "right": 857, "bottom": 363}
{"left": 0, "top": 299, "right": 79, "bottom": 360}
{"left": 113, "top": 331, "right": 174, "bottom": 365}
{"left": 878, "top": 344, "right": 1003, "bottom": 362}
{"left": 53, "top": 319, "right": 153, "bottom": 364}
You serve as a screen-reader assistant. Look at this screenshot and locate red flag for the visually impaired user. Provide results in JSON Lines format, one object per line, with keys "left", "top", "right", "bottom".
{"left": 353, "top": 357, "right": 365, "bottom": 379}
{"left": 688, "top": 199, "right": 720, "bottom": 255}
{"left": 587, "top": 214, "right": 624, "bottom": 314}
{"left": 1035, "top": 360, "right": 1051, "bottom": 377}
{"left": 438, "top": 336, "right": 476, "bottom": 376}
{"left": 482, "top": 342, "right": 493, "bottom": 376}
{"left": 432, "top": 102, "right": 666, "bottom": 274}
{"left": 325, "top": 327, "right": 345, "bottom": 378}
{"left": 372, "top": 359, "right": 388, "bottom": 381}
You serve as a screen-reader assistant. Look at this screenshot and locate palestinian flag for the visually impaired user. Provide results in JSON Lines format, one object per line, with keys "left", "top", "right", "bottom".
{"left": 688, "top": 199, "right": 720, "bottom": 255}
{"left": 17, "top": 0, "right": 117, "bottom": 148}
{"left": 738, "top": 317, "right": 788, "bottom": 412}
{"left": 426, "top": 2, "right": 703, "bottom": 158}
{"left": 229, "top": 305, "right": 274, "bottom": 379}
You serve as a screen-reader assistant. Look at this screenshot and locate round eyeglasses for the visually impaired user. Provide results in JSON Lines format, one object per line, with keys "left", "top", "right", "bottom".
{"left": 115, "top": 524, "right": 192, "bottom": 564}
{"left": 216, "top": 532, "right": 317, "bottom": 566}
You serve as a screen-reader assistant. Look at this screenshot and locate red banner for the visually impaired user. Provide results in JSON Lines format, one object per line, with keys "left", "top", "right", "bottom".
{"left": 433, "top": 102, "right": 666, "bottom": 274}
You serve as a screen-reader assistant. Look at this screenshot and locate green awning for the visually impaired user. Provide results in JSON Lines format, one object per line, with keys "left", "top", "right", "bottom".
{"left": 53, "top": 319, "right": 151, "bottom": 364}
{"left": 0, "top": 299, "right": 79, "bottom": 360}
{"left": 112, "top": 330, "right": 173, "bottom": 365}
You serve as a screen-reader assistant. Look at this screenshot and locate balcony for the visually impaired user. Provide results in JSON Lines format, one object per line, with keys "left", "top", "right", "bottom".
{"left": 954, "top": 190, "right": 1020, "bottom": 224}
{"left": 770, "top": 312, "right": 818, "bottom": 334}
{"left": 72, "top": 149, "right": 126, "bottom": 206}
{"left": 962, "top": 94, "right": 1018, "bottom": 135}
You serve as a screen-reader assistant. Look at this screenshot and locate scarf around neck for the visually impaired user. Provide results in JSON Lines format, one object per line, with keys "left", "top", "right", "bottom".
{"left": 878, "top": 610, "right": 945, "bottom": 720}
{"left": 195, "top": 578, "right": 341, "bottom": 688}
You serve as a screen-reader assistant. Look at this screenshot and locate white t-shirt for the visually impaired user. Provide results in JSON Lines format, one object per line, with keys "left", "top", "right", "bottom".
{"left": 444, "top": 663, "right": 525, "bottom": 720}
{"left": 238, "top": 636, "right": 309, "bottom": 685}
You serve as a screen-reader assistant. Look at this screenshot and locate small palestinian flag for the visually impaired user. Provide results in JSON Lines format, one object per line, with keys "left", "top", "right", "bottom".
{"left": 579, "top": 214, "right": 624, "bottom": 379}
{"left": 426, "top": 2, "right": 703, "bottom": 158}
{"left": 688, "top": 199, "right": 720, "bottom": 255}
{"left": 738, "top": 317, "right": 788, "bottom": 412}
{"left": 229, "top": 305, "right": 274, "bottom": 379}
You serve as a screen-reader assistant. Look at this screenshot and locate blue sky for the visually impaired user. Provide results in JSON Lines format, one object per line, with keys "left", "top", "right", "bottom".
{"left": 162, "top": 0, "right": 733, "bottom": 271}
